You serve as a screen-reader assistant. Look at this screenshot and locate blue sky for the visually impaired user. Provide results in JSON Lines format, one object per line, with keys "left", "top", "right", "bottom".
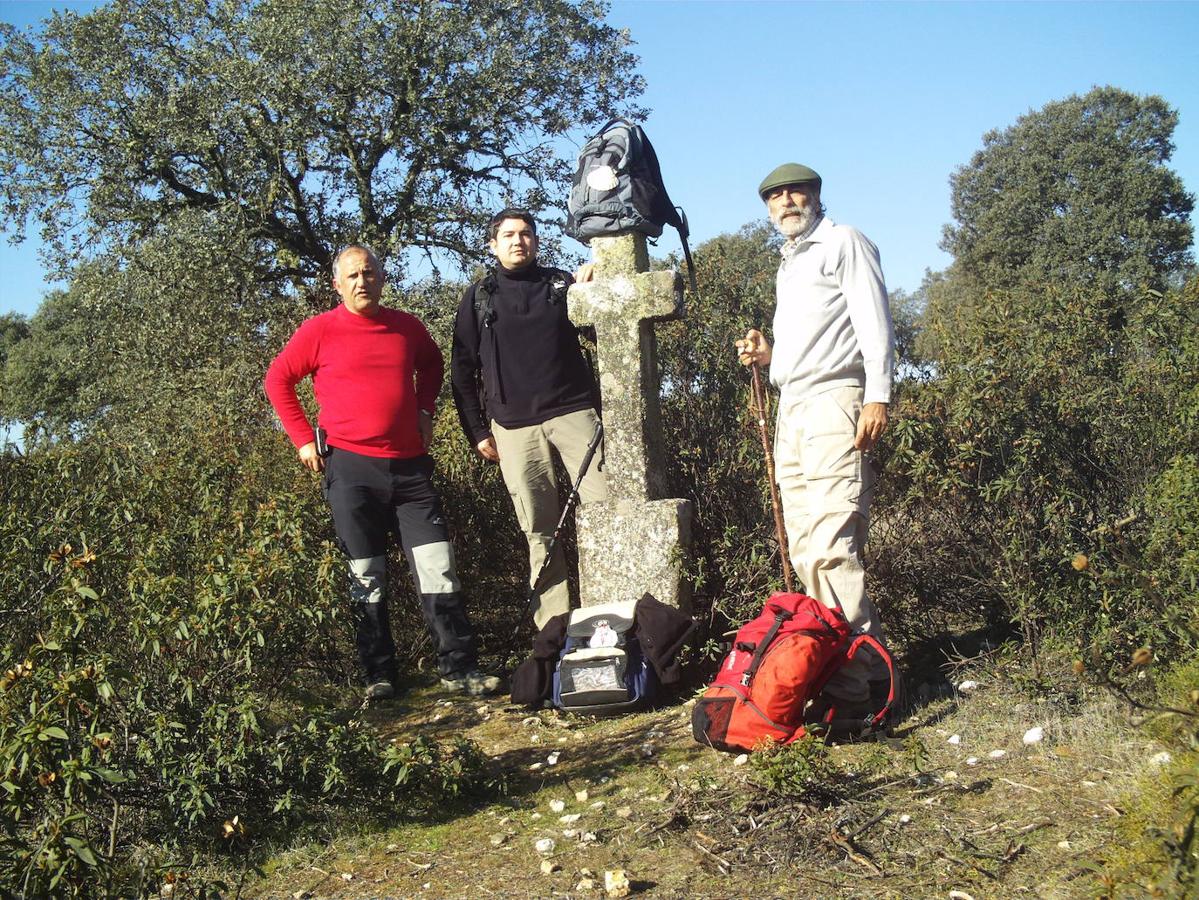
{"left": 2, "top": 0, "right": 1198, "bottom": 317}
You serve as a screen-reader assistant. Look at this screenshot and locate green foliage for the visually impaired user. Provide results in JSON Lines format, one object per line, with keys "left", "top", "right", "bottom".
{"left": 748, "top": 737, "right": 835, "bottom": 799}
{"left": 0, "top": 0, "right": 643, "bottom": 280}
{"left": 0, "top": 423, "right": 495, "bottom": 896}
{"left": 942, "top": 86, "right": 1194, "bottom": 295}
{"left": 879, "top": 276, "right": 1199, "bottom": 655}
{"left": 657, "top": 223, "right": 790, "bottom": 628}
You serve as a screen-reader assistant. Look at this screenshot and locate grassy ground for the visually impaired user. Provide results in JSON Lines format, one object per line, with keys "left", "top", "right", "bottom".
{"left": 214, "top": 650, "right": 1189, "bottom": 900}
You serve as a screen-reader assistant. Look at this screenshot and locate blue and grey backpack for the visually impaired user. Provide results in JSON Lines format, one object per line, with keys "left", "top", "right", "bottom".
{"left": 565, "top": 118, "right": 698, "bottom": 297}
{"left": 552, "top": 600, "right": 657, "bottom": 715}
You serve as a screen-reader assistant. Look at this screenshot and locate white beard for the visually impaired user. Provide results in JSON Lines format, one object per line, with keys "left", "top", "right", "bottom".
{"left": 772, "top": 204, "right": 817, "bottom": 238}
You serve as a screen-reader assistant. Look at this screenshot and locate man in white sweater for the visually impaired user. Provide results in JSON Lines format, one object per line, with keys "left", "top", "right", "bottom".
{"left": 736, "top": 162, "right": 895, "bottom": 728}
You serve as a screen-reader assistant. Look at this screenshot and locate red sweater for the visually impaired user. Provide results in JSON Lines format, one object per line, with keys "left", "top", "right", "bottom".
{"left": 264, "top": 304, "right": 442, "bottom": 459}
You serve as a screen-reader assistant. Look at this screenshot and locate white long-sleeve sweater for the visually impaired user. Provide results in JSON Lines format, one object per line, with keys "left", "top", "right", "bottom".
{"left": 769, "top": 216, "right": 894, "bottom": 405}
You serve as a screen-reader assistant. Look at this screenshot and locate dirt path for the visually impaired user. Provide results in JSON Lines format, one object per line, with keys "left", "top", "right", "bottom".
{"left": 237, "top": 673, "right": 1162, "bottom": 899}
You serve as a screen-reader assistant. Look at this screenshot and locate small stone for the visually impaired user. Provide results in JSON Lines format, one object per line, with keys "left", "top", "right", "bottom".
{"left": 898, "top": 814, "right": 911, "bottom": 824}
{"left": 581, "top": 831, "right": 598, "bottom": 843}
{"left": 615, "top": 806, "right": 633, "bottom": 819}
{"left": 529, "top": 762, "right": 544, "bottom": 771}
{"left": 943, "top": 770, "right": 958, "bottom": 781}
{"left": 549, "top": 799, "right": 566, "bottom": 813}
{"left": 604, "top": 868, "right": 631, "bottom": 897}
{"left": 576, "top": 878, "right": 596, "bottom": 891}
{"left": 489, "top": 833, "right": 507, "bottom": 846}
{"left": 966, "top": 757, "right": 979, "bottom": 766}
{"left": 531, "top": 812, "right": 542, "bottom": 820}
{"left": 947, "top": 734, "right": 961, "bottom": 745}
{"left": 541, "top": 859, "right": 561, "bottom": 875}
{"left": 1149, "top": 751, "right": 1172, "bottom": 766}
{"left": 1022, "top": 726, "right": 1045, "bottom": 745}
{"left": 560, "top": 813, "right": 582, "bottom": 824}
{"left": 948, "top": 892, "right": 976, "bottom": 900}
{"left": 535, "top": 838, "right": 556, "bottom": 855}
{"left": 563, "top": 828, "right": 578, "bottom": 838}
{"left": 477, "top": 704, "right": 489, "bottom": 714}
{"left": 957, "top": 680, "right": 979, "bottom": 692}
{"left": 547, "top": 752, "right": 561, "bottom": 765}
{"left": 291, "top": 891, "right": 311, "bottom": 900}
{"left": 733, "top": 753, "right": 749, "bottom": 766}
{"left": 590, "top": 801, "right": 605, "bottom": 810}
{"left": 575, "top": 789, "right": 590, "bottom": 802}
{"left": 988, "top": 749, "right": 1007, "bottom": 759}
{"left": 340, "top": 872, "right": 353, "bottom": 882}
{"left": 1057, "top": 840, "right": 1072, "bottom": 850}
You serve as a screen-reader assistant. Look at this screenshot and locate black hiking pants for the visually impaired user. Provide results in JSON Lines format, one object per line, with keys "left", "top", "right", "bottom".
{"left": 323, "top": 448, "right": 477, "bottom": 682}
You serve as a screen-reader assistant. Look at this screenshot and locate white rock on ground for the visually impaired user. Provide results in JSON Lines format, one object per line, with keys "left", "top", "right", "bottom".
{"left": 549, "top": 799, "right": 566, "bottom": 813}
{"left": 957, "top": 680, "right": 979, "bottom": 692}
{"left": 605, "top": 869, "right": 631, "bottom": 898}
{"left": 535, "top": 838, "right": 556, "bottom": 856}
{"left": 988, "top": 749, "right": 1007, "bottom": 759}
{"left": 947, "top": 734, "right": 961, "bottom": 745}
{"left": 1022, "top": 726, "right": 1045, "bottom": 745}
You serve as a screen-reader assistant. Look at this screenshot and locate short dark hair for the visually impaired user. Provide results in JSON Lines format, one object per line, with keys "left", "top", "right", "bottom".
{"left": 487, "top": 208, "right": 537, "bottom": 241}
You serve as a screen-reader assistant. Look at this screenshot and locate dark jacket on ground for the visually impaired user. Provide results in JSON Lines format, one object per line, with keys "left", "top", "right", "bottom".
{"left": 510, "top": 594, "right": 696, "bottom": 707}
{"left": 450, "top": 263, "right": 595, "bottom": 445}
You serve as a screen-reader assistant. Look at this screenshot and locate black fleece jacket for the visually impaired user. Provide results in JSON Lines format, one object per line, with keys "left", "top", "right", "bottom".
{"left": 450, "top": 263, "right": 595, "bottom": 445}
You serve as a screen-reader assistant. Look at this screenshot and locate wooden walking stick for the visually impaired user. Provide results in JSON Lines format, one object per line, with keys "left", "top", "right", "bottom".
{"left": 750, "top": 362, "right": 795, "bottom": 593}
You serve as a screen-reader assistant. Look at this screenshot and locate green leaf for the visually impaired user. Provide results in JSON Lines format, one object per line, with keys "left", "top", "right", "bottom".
{"left": 76, "top": 585, "right": 99, "bottom": 600}
{"left": 63, "top": 835, "right": 98, "bottom": 866}
{"left": 41, "top": 726, "right": 69, "bottom": 741}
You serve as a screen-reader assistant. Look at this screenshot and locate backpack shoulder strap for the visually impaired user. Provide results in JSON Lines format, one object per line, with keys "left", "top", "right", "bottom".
{"left": 473, "top": 269, "right": 499, "bottom": 335}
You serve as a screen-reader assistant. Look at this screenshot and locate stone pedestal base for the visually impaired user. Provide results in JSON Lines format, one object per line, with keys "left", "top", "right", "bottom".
{"left": 576, "top": 498, "right": 692, "bottom": 611}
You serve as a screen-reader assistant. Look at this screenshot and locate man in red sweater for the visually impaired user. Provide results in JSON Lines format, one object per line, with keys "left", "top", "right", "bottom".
{"left": 265, "top": 245, "right": 499, "bottom": 700}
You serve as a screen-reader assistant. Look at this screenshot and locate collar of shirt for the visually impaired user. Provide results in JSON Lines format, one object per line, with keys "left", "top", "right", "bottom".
{"left": 780, "top": 214, "right": 831, "bottom": 260}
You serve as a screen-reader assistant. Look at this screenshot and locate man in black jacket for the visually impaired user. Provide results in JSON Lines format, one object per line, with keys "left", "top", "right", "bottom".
{"left": 451, "top": 208, "right": 608, "bottom": 629}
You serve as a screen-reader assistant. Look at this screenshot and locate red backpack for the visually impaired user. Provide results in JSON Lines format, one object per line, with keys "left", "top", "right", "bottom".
{"left": 691, "top": 593, "right": 895, "bottom": 752}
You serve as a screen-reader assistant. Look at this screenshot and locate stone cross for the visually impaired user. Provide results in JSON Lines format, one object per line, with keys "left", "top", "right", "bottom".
{"left": 568, "top": 233, "right": 693, "bottom": 611}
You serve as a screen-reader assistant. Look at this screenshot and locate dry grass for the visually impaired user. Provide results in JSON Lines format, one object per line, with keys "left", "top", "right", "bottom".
{"left": 223, "top": 655, "right": 1183, "bottom": 900}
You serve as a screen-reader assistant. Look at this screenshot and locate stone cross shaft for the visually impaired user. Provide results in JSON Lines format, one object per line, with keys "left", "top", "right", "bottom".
{"left": 568, "top": 234, "right": 683, "bottom": 502}
{"left": 568, "top": 233, "right": 692, "bottom": 611}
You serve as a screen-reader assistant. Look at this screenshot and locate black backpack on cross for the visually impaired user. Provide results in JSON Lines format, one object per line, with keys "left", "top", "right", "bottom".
{"left": 565, "top": 118, "right": 698, "bottom": 297}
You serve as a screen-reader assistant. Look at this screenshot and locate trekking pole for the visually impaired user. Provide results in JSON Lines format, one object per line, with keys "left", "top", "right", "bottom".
{"left": 527, "top": 420, "right": 605, "bottom": 615}
{"left": 750, "top": 363, "right": 795, "bottom": 593}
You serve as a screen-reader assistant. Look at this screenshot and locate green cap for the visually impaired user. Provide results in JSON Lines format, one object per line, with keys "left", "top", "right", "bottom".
{"left": 758, "top": 163, "right": 822, "bottom": 200}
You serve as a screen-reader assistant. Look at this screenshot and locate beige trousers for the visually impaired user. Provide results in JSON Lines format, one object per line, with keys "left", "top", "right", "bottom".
{"left": 774, "top": 385, "right": 886, "bottom": 701}
{"left": 492, "top": 408, "right": 608, "bottom": 629}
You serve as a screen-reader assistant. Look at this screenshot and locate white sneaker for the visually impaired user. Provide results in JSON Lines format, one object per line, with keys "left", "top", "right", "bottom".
{"left": 365, "top": 680, "right": 395, "bottom": 701}
{"left": 440, "top": 669, "right": 502, "bottom": 696}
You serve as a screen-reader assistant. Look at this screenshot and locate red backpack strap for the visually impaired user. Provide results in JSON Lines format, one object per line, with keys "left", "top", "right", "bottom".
{"left": 845, "top": 634, "right": 896, "bottom": 728}
{"left": 739, "top": 604, "right": 794, "bottom": 687}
